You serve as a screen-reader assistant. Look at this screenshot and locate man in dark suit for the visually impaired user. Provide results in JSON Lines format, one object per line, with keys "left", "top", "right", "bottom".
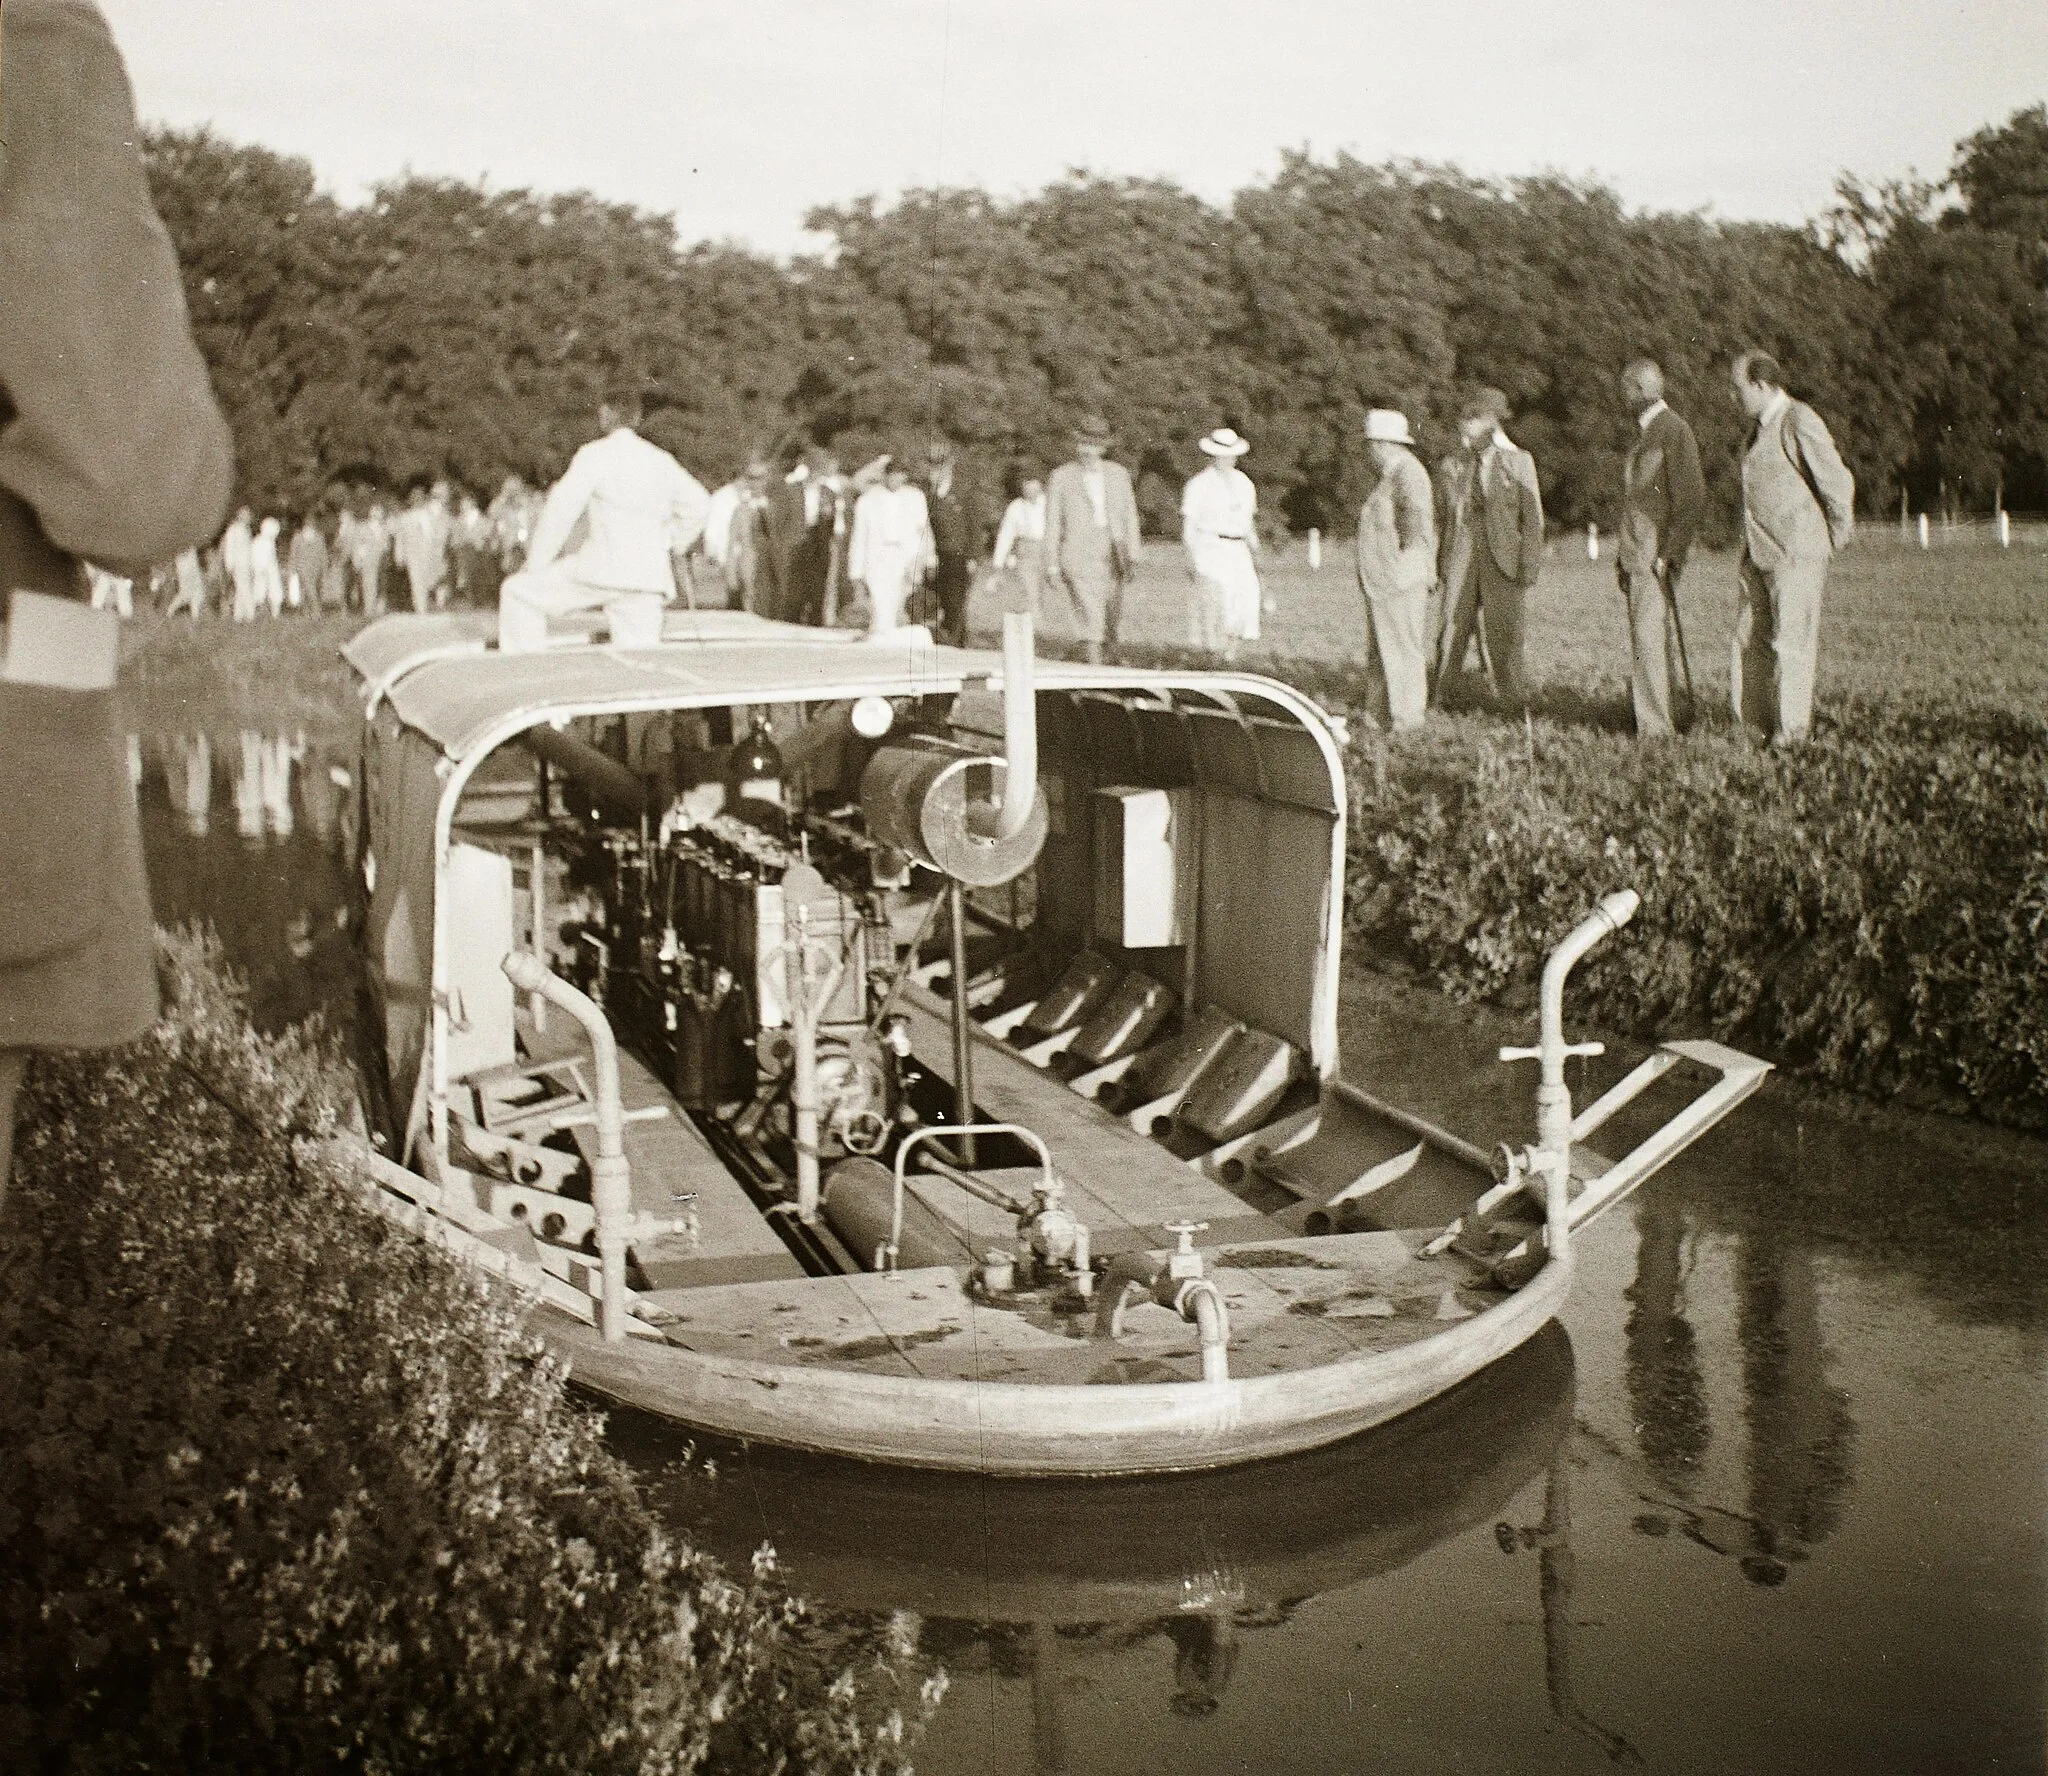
{"left": 920, "top": 436, "right": 985, "bottom": 646}
{"left": 1433, "top": 388, "right": 1545, "bottom": 707}
{"left": 1617, "top": 359, "right": 1708, "bottom": 737}
{"left": 763, "top": 446, "right": 845, "bottom": 625}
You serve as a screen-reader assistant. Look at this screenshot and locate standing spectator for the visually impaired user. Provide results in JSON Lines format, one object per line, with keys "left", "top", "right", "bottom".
{"left": 1730, "top": 351, "right": 1855, "bottom": 747}
{"left": 451, "top": 492, "right": 494, "bottom": 606}
{"left": 496, "top": 391, "right": 710, "bottom": 651}
{"left": 0, "top": 0, "right": 234, "bottom": 1199}
{"left": 1180, "top": 427, "right": 1262, "bottom": 660}
{"left": 249, "top": 516, "right": 286, "bottom": 616}
{"left": 287, "top": 512, "right": 329, "bottom": 614}
{"left": 847, "top": 457, "right": 935, "bottom": 636}
{"left": 489, "top": 475, "right": 539, "bottom": 580}
{"left": 222, "top": 505, "right": 255, "bottom": 618}
{"left": 1355, "top": 409, "right": 1437, "bottom": 732}
{"left": 318, "top": 517, "right": 352, "bottom": 610}
{"left": 765, "top": 447, "right": 846, "bottom": 625}
{"left": 1043, "top": 413, "right": 1142, "bottom": 664}
{"left": 990, "top": 471, "right": 1048, "bottom": 619}
{"left": 349, "top": 499, "right": 392, "bottom": 613}
{"left": 166, "top": 545, "right": 207, "bottom": 619}
{"left": 706, "top": 457, "right": 774, "bottom": 612}
{"left": 1617, "top": 359, "right": 1708, "bottom": 737}
{"left": 921, "top": 437, "right": 985, "bottom": 646}
{"left": 395, "top": 483, "right": 451, "bottom": 612}
{"left": 1434, "top": 388, "right": 1544, "bottom": 707}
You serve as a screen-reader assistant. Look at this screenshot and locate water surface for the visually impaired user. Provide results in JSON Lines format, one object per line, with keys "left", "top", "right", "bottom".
{"left": 138, "top": 724, "right": 2046, "bottom": 1775}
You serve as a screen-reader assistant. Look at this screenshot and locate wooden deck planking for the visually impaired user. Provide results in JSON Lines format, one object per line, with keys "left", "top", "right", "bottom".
{"left": 898, "top": 982, "right": 1268, "bottom": 1238}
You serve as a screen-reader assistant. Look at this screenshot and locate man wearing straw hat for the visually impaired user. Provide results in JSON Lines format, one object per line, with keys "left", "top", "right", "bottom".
{"left": 496, "top": 390, "right": 710, "bottom": 651}
{"left": 1355, "top": 409, "right": 1437, "bottom": 731}
{"left": 1181, "top": 427, "right": 1262, "bottom": 660}
{"left": 1043, "top": 413, "right": 1142, "bottom": 663}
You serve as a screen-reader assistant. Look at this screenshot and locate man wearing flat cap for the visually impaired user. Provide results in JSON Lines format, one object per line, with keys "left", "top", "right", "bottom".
{"left": 1043, "top": 414, "right": 1142, "bottom": 663}
{"left": 1355, "top": 410, "right": 1437, "bottom": 731}
{"left": 1181, "top": 428, "right": 1262, "bottom": 660}
{"left": 1434, "top": 387, "right": 1545, "bottom": 707}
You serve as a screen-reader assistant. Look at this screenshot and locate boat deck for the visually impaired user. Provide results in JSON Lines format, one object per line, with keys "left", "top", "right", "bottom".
{"left": 639, "top": 1231, "right": 1504, "bottom": 1386}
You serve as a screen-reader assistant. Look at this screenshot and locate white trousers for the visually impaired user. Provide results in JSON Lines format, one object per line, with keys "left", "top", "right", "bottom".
{"left": 498, "top": 557, "right": 665, "bottom": 652}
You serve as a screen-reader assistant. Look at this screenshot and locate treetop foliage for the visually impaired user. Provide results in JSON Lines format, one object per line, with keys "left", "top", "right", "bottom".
{"left": 144, "top": 106, "right": 2048, "bottom": 533}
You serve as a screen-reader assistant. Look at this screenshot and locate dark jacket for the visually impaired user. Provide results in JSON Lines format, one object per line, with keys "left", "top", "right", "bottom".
{"left": 923, "top": 467, "right": 986, "bottom": 566}
{"left": 1619, "top": 404, "right": 1706, "bottom": 576}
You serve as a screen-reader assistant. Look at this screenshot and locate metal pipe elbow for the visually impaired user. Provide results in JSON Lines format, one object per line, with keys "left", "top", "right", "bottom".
{"left": 1175, "top": 1278, "right": 1231, "bottom": 1384}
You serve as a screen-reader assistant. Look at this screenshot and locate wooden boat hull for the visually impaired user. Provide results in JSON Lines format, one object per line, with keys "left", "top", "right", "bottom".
{"left": 539, "top": 1248, "right": 1574, "bottom": 1476}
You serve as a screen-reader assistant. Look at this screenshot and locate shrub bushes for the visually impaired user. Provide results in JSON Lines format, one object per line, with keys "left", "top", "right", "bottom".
{"left": 1339, "top": 698, "right": 2048, "bottom": 1131}
{"left": 0, "top": 932, "right": 939, "bottom": 1773}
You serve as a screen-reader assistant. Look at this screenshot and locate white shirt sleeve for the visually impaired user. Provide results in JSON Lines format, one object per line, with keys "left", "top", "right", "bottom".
{"left": 526, "top": 444, "right": 598, "bottom": 573}
{"left": 667, "top": 464, "right": 711, "bottom": 557}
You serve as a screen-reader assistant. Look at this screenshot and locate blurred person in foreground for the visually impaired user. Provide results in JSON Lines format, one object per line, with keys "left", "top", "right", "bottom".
{"left": 1729, "top": 351, "right": 1855, "bottom": 747}
{"left": 1354, "top": 409, "right": 1436, "bottom": 732}
{"left": 1617, "top": 358, "right": 1707, "bottom": 738}
{"left": 496, "top": 390, "right": 710, "bottom": 651}
{"left": 1044, "top": 413, "right": 1141, "bottom": 663}
{"left": 1433, "top": 387, "right": 1544, "bottom": 708}
{"left": 1180, "top": 428, "right": 1262, "bottom": 660}
{"left": 0, "top": 0, "right": 234, "bottom": 1200}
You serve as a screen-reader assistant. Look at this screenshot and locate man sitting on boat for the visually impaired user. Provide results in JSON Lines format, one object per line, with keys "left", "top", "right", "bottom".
{"left": 497, "top": 390, "right": 710, "bottom": 651}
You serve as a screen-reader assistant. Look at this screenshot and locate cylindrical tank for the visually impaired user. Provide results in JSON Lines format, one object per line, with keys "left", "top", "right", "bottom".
{"left": 821, "top": 1157, "right": 977, "bottom": 1272}
{"left": 860, "top": 741, "right": 1048, "bottom": 887}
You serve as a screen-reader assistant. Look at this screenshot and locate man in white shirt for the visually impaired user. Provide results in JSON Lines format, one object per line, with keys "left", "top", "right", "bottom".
{"left": 1180, "top": 427, "right": 1262, "bottom": 658}
{"left": 497, "top": 391, "right": 710, "bottom": 650}
{"left": 848, "top": 458, "right": 935, "bottom": 635}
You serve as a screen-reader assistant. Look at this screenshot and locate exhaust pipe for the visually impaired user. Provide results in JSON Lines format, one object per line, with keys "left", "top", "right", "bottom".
{"left": 501, "top": 950, "right": 633, "bottom": 1341}
{"left": 996, "top": 611, "right": 1036, "bottom": 841}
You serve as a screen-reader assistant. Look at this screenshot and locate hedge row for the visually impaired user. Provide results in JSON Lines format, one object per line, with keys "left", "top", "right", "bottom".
{"left": 1335, "top": 697, "right": 2048, "bottom": 1131}
{"left": 0, "top": 932, "right": 939, "bottom": 1774}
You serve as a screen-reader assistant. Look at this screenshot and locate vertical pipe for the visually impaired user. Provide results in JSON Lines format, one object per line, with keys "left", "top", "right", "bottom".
{"left": 948, "top": 878, "right": 977, "bottom": 1167}
{"left": 528, "top": 837, "right": 548, "bottom": 1033}
{"left": 790, "top": 908, "right": 822, "bottom": 1220}
{"left": 997, "top": 612, "right": 1037, "bottom": 840}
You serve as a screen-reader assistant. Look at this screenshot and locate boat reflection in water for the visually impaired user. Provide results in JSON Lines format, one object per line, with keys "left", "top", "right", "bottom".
{"left": 614, "top": 1323, "right": 1612, "bottom": 1758}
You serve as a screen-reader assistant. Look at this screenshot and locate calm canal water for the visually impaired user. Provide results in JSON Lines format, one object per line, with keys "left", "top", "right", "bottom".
{"left": 136, "top": 727, "right": 2046, "bottom": 1775}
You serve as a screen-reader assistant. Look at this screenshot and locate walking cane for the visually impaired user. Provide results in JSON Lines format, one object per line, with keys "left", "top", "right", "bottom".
{"left": 1656, "top": 563, "right": 1697, "bottom": 716}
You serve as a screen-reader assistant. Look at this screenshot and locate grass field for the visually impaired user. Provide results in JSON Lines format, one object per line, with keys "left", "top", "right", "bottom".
{"left": 966, "top": 531, "right": 2048, "bottom": 721}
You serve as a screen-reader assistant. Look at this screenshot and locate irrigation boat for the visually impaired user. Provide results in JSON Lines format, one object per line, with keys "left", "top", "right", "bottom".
{"left": 338, "top": 606, "right": 1767, "bottom": 1476}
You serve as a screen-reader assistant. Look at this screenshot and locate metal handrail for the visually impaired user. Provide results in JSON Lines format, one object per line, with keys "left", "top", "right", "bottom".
{"left": 886, "top": 1122, "right": 1053, "bottom": 1272}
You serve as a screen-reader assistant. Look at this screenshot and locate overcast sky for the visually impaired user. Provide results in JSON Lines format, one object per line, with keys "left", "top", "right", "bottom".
{"left": 99, "top": 0, "right": 2048, "bottom": 255}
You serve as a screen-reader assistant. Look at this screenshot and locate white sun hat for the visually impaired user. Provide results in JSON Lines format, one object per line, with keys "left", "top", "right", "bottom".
{"left": 1362, "top": 409, "right": 1414, "bottom": 444}
{"left": 1198, "top": 427, "right": 1251, "bottom": 457}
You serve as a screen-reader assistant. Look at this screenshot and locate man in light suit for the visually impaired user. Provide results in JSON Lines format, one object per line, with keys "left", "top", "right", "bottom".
{"left": 1433, "top": 388, "right": 1545, "bottom": 708}
{"left": 1043, "top": 413, "right": 1141, "bottom": 663}
{"left": 1618, "top": 359, "right": 1708, "bottom": 737}
{"left": 497, "top": 390, "right": 709, "bottom": 650}
{"left": 1356, "top": 409, "right": 1437, "bottom": 731}
{"left": 1730, "top": 351, "right": 1855, "bottom": 746}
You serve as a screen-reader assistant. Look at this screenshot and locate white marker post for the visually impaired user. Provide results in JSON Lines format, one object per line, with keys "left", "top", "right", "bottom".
{"left": 1999, "top": 510, "right": 2012, "bottom": 549}
{"left": 1308, "top": 527, "right": 1321, "bottom": 572}
{"left": 1586, "top": 523, "right": 1599, "bottom": 561}
{"left": 1918, "top": 513, "right": 1930, "bottom": 550}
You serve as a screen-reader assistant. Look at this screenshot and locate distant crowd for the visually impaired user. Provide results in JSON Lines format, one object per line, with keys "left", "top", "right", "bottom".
{"left": 118, "top": 346, "right": 1856, "bottom": 753}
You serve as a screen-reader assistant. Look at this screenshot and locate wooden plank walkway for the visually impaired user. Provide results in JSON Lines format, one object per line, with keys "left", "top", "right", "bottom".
{"left": 898, "top": 981, "right": 1267, "bottom": 1246}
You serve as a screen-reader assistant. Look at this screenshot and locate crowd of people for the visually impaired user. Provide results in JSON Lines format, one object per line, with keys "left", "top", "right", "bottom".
{"left": 118, "top": 477, "right": 546, "bottom": 622}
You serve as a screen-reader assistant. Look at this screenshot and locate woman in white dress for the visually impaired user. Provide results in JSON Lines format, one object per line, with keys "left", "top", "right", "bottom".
{"left": 847, "top": 459, "right": 935, "bottom": 635}
{"left": 249, "top": 515, "right": 287, "bottom": 617}
{"left": 990, "top": 473, "right": 1048, "bottom": 618}
{"left": 1180, "top": 428, "right": 1262, "bottom": 658}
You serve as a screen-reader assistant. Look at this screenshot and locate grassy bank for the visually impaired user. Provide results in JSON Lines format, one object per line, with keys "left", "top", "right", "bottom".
{"left": 0, "top": 934, "right": 938, "bottom": 1773}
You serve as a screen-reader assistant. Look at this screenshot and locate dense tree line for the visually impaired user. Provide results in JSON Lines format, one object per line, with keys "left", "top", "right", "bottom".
{"left": 144, "top": 106, "right": 2046, "bottom": 537}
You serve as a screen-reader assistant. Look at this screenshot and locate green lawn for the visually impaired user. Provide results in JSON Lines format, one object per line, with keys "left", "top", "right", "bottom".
{"left": 968, "top": 531, "right": 2048, "bottom": 719}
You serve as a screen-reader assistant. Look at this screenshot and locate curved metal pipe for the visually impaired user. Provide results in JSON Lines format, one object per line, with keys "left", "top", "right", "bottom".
{"left": 502, "top": 950, "right": 633, "bottom": 1341}
{"left": 996, "top": 612, "right": 1037, "bottom": 841}
{"left": 1538, "top": 890, "right": 1639, "bottom": 1088}
{"left": 1177, "top": 1279, "right": 1232, "bottom": 1384}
